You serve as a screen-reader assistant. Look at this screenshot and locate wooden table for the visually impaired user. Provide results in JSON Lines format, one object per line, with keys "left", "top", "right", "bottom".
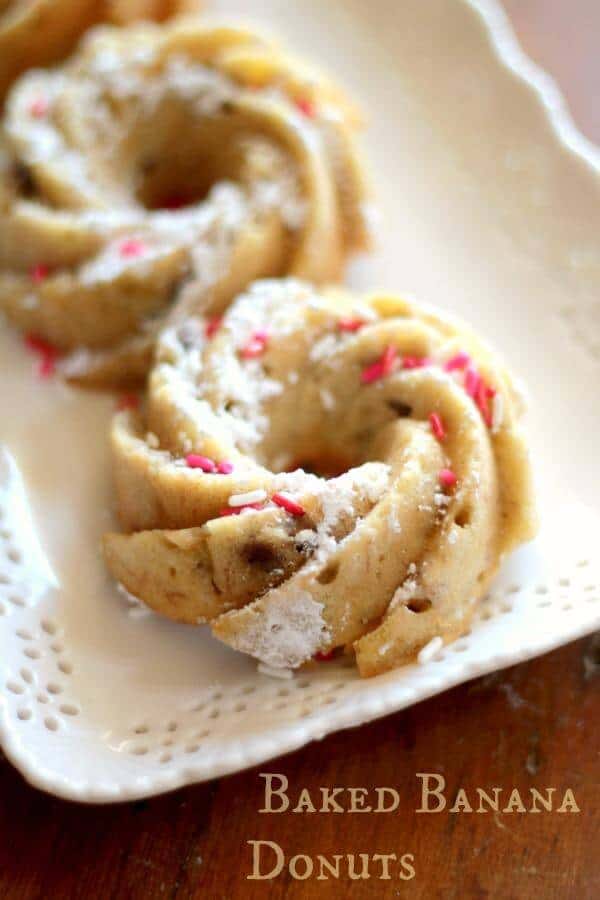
{"left": 1, "top": 635, "right": 598, "bottom": 899}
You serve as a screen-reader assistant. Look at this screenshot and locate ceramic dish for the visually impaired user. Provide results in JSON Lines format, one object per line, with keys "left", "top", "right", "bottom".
{"left": 0, "top": 0, "right": 599, "bottom": 802}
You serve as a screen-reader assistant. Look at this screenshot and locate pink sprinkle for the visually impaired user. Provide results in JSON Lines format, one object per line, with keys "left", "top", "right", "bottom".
{"left": 205, "top": 316, "right": 223, "bottom": 339}
{"left": 37, "top": 355, "right": 56, "bottom": 378}
{"left": 295, "top": 97, "right": 316, "bottom": 118}
{"left": 185, "top": 454, "right": 217, "bottom": 473}
{"left": 241, "top": 339, "right": 266, "bottom": 359}
{"left": 338, "top": 317, "right": 366, "bottom": 333}
{"left": 24, "top": 334, "right": 59, "bottom": 380}
{"left": 361, "top": 344, "right": 398, "bottom": 384}
{"left": 119, "top": 238, "right": 146, "bottom": 258}
{"left": 429, "top": 412, "right": 446, "bottom": 442}
{"left": 116, "top": 394, "right": 140, "bottom": 411}
{"left": 217, "top": 460, "right": 234, "bottom": 475}
{"left": 272, "top": 492, "right": 306, "bottom": 517}
{"left": 25, "top": 334, "right": 54, "bottom": 355}
{"left": 464, "top": 367, "right": 481, "bottom": 398}
{"left": 240, "top": 329, "right": 269, "bottom": 359}
{"left": 439, "top": 468, "right": 457, "bottom": 488}
{"left": 219, "top": 502, "right": 264, "bottom": 516}
{"left": 29, "top": 97, "right": 48, "bottom": 118}
{"left": 444, "top": 351, "right": 471, "bottom": 372}
{"left": 360, "top": 361, "right": 383, "bottom": 384}
{"left": 314, "top": 649, "right": 335, "bottom": 662}
{"left": 30, "top": 263, "right": 50, "bottom": 284}
{"left": 402, "top": 355, "right": 430, "bottom": 370}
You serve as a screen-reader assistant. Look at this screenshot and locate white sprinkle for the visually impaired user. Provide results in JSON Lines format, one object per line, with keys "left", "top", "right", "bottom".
{"left": 388, "top": 508, "right": 402, "bottom": 533}
{"left": 257, "top": 663, "right": 294, "bottom": 680}
{"left": 295, "top": 528, "right": 319, "bottom": 546}
{"left": 417, "top": 636, "right": 443, "bottom": 665}
{"left": 146, "top": 431, "right": 160, "bottom": 449}
{"left": 491, "top": 391, "right": 504, "bottom": 432}
{"left": 20, "top": 292, "right": 39, "bottom": 310}
{"left": 310, "top": 333, "right": 338, "bottom": 362}
{"left": 228, "top": 488, "right": 267, "bottom": 508}
{"left": 319, "top": 388, "right": 336, "bottom": 410}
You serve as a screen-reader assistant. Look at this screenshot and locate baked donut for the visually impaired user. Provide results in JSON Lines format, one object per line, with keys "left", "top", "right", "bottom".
{"left": 0, "top": 1, "right": 198, "bottom": 105}
{"left": 0, "top": 20, "right": 368, "bottom": 386}
{"left": 103, "top": 279, "right": 537, "bottom": 677}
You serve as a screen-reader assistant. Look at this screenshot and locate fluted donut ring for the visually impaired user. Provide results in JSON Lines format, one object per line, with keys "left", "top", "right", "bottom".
{"left": 0, "top": 0, "right": 197, "bottom": 105}
{"left": 0, "top": 20, "right": 368, "bottom": 385}
{"left": 104, "top": 279, "right": 536, "bottom": 676}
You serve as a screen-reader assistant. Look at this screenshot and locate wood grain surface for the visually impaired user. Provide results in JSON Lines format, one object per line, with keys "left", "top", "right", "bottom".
{"left": 0, "top": 634, "right": 598, "bottom": 899}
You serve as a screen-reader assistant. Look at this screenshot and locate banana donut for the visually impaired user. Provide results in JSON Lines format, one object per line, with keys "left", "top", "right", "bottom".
{"left": 103, "top": 279, "right": 537, "bottom": 677}
{"left": 0, "top": 21, "right": 368, "bottom": 386}
{"left": 0, "top": 1, "right": 198, "bottom": 105}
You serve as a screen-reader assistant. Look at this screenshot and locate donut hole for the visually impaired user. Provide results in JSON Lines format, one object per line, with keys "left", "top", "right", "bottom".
{"left": 259, "top": 406, "right": 385, "bottom": 481}
{"left": 285, "top": 454, "right": 353, "bottom": 479}
{"left": 135, "top": 133, "right": 242, "bottom": 210}
{"left": 131, "top": 110, "right": 280, "bottom": 212}
{"left": 235, "top": 305, "right": 415, "bottom": 477}
{"left": 136, "top": 151, "right": 222, "bottom": 211}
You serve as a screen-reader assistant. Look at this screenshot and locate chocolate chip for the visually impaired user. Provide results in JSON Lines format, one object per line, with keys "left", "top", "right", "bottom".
{"left": 317, "top": 561, "right": 340, "bottom": 585}
{"left": 13, "top": 162, "right": 35, "bottom": 196}
{"left": 387, "top": 399, "right": 412, "bottom": 417}
{"left": 243, "top": 541, "right": 281, "bottom": 570}
{"left": 406, "top": 598, "right": 432, "bottom": 613}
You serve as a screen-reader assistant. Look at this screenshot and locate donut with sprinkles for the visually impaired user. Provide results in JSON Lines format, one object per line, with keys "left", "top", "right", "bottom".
{"left": 103, "top": 278, "right": 537, "bottom": 677}
{"left": 0, "top": 20, "right": 369, "bottom": 386}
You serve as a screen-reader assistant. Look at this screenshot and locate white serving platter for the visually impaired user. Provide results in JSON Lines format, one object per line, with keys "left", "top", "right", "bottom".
{"left": 1, "top": 0, "right": 599, "bottom": 802}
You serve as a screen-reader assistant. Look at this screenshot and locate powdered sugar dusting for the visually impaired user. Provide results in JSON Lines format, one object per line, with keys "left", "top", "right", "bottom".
{"left": 226, "top": 590, "right": 329, "bottom": 669}
{"left": 206, "top": 280, "right": 320, "bottom": 448}
{"left": 273, "top": 462, "right": 391, "bottom": 566}
{"left": 390, "top": 571, "right": 419, "bottom": 610}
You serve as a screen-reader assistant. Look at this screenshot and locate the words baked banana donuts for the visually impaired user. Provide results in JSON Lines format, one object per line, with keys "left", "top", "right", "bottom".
{"left": 104, "top": 279, "right": 537, "bottom": 677}
{"left": 0, "top": 21, "right": 368, "bottom": 385}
